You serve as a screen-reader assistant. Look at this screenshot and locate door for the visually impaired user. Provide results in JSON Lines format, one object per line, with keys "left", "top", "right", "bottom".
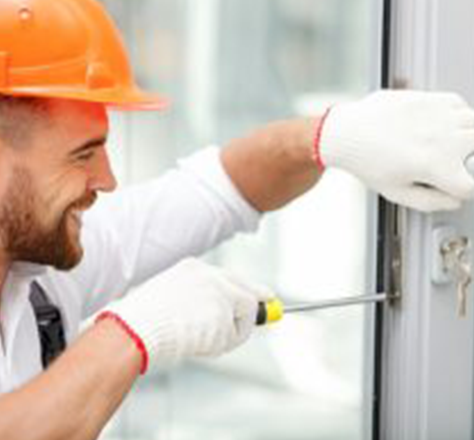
{"left": 379, "top": 0, "right": 474, "bottom": 439}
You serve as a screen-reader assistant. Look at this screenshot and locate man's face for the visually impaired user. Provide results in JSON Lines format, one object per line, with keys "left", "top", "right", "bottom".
{"left": 0, "top": 99, "right": 117, "bottom": 270}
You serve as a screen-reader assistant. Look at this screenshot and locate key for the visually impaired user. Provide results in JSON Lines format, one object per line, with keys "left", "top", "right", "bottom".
{"left": 455, "top": 259, "right": 472, "bottom": 318}
{"left": 441, "top": 236, "right": 472, "bottom": 318}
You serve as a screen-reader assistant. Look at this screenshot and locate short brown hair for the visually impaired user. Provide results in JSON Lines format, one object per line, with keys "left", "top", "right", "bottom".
{"left": 0, "top": 95, "right": 50, "bottom": 147}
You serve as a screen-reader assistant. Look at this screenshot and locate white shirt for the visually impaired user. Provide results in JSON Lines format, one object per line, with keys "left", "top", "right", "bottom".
{"left": 0, "top": 147, "right": 260, "bottom": 394}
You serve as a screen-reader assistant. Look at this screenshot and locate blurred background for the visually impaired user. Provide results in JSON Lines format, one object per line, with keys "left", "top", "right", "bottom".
{"left": 99, "top": 0, "right": 381, "bottom": 439}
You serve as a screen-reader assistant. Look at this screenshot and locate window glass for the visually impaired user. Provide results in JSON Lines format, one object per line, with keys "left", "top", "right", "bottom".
{"left": 99, "top": 1, "right": 380, "bottom": 439}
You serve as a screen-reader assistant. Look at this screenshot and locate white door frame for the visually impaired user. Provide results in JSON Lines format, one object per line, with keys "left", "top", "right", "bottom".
{"left": 379, "top": 0, "right": 474, "bottom": 438}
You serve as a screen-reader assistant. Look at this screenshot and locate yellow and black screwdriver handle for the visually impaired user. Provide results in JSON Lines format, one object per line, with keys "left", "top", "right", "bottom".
{"left": 256, "top": 299, "right": 284, "bottom": 325}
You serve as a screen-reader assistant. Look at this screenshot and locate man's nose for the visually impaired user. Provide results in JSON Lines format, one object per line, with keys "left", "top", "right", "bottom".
{"left": 89, "top": 148, "right": 118, "bottom": 193}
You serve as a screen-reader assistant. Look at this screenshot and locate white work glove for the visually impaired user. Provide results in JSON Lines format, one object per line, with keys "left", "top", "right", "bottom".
{"left": 96, "top": 258, "right": 272, "bottom": 374}
{"left": 317, "top": 90, "right": 474, "bottom": 211}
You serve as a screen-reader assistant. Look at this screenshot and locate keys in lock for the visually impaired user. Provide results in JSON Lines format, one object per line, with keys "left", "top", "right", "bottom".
{"left": 440, "top": 236, "right": 472, "bottom": 318}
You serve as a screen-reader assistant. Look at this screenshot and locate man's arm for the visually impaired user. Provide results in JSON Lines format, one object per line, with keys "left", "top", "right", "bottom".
{"left": 222, "top": 91, "right": 474, "bottom": 213}
{"left": 0, "top": 259, "right": 270, "bottom": 440}
{"left": 221, "top": 118, "right": 320, "bottom": 212}
{"left": 0, "top": 320, "right": 141, "bottom": 440}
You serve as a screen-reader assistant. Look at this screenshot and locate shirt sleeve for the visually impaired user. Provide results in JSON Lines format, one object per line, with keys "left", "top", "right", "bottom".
{"left": 49, "top": 147, "right": 262, "bottom": 320}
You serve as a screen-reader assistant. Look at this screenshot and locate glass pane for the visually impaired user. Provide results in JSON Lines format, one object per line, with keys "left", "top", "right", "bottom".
{"left": 99, "top": 1, "right": 380, "bottom": 439}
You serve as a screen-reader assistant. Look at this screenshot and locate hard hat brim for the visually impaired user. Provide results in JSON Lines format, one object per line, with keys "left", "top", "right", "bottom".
{"left": 102, "top": 88, "right": 171, "bottom": 111}
{"left": 1, "top": 86, "right": 170, "bottom": 112}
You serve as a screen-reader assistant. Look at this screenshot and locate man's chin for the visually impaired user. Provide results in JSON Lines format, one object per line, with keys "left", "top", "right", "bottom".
{"left": 43, "top": 231, "right": 84, "bottom": 270}
{"left": 21, "top": 248, "right": 83, "bottom": 271}
{"left": 52, "top": 244, "right": 84, "bottom": 271}
{"left": 52, "top": 258, "right": 82, "bottom": 271}
{"left": 51, "top": 216, "right": 85, "bottom": 270}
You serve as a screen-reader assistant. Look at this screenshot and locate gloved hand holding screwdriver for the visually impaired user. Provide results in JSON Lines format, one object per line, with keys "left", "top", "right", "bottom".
{"left": 97, "top": 258, "right": 274, "bottom": 374}
{"left": 98, "top": 90, "right": 474, "bottom": 374}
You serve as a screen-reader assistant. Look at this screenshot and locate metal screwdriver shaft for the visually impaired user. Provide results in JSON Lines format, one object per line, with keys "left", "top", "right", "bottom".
{"left": 284, "top": 293, "right": 388, "bottom": 313}
{"left": 256, "top": 293, "right": 388, "bottom": 325}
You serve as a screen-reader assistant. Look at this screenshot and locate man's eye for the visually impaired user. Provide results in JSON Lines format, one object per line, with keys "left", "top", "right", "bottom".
{"left": 76, "top": 151, "right": 95, "bottom": 162}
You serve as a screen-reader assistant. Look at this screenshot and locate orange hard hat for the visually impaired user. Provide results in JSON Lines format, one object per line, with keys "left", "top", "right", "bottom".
{"left": 0, "top": 0, "right": 168, "bottom": 111}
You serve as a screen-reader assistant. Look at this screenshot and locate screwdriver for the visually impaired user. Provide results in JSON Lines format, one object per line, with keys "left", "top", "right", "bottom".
{"left": 256, "top": 293, "right": 388, "bottom": 325}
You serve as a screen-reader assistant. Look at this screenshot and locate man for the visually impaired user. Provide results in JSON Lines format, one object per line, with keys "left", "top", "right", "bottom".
{"left": 0, "top": 0, "right": 473, "bottom": 438}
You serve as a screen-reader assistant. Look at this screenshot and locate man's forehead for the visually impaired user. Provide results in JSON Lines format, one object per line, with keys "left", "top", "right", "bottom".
{"left": 45, "top": 98, "right": 109, "bottom": 140}
{"left": 48, "top": 99, "right": 108, "bottom": 126}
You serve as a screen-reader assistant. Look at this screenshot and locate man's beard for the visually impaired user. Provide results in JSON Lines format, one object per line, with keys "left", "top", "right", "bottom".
{"left": 0, "top": 168, "right": 97, "bottom": 270}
